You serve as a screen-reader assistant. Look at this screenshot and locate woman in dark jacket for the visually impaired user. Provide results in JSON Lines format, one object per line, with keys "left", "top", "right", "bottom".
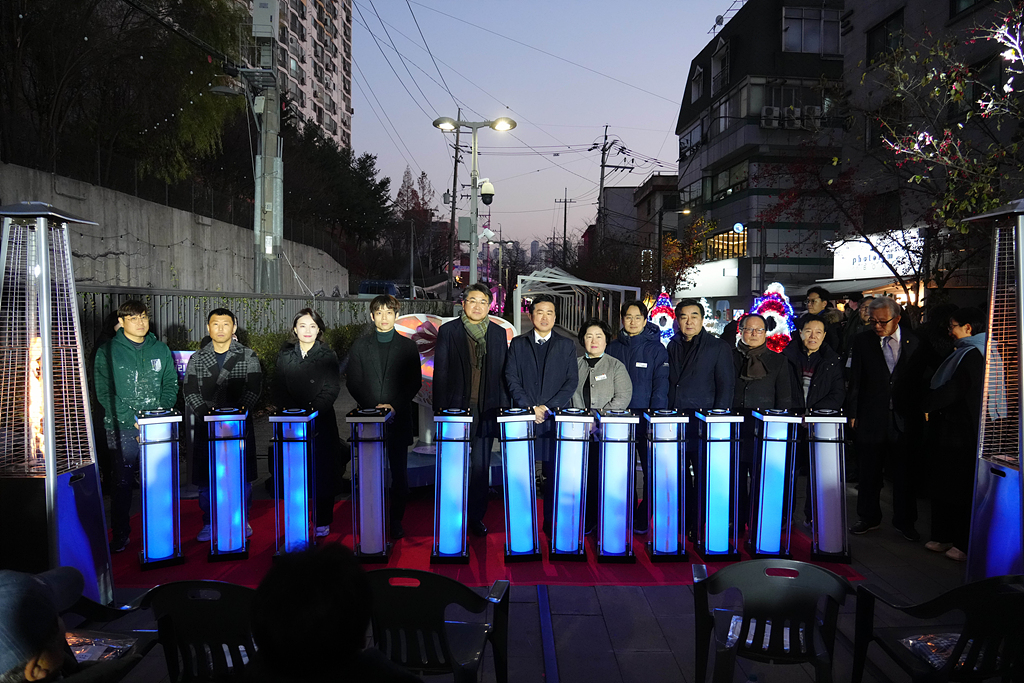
{"left": 732, "top": 314, "right": 792, "bottom": 530}
{"left": 273, "top": 308, "right": 343, "bottom": 537}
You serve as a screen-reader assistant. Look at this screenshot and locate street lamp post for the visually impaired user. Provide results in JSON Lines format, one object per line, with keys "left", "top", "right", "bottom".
{"left": 433, "top": 116, "right": 516, "bottom": 285}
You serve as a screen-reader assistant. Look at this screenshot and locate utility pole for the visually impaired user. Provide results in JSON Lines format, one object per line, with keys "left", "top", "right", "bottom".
{"left": 657, "top": 208, "right": 663, "bottom": 295}
{"left": 555, "top": 188, "right": 575, "bottom": 269}
{"left": 446, "top": 108, "right": 461, "bottom": 300}
{"left": 597, "top": 125, "right": 609, "bottom": 243}
{"left": 409, "top": 218, "right": 415, "bottom": 299}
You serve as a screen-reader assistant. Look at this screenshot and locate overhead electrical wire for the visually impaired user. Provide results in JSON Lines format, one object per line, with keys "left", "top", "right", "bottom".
{"left": 404, "top": 0, "right": 458, "bottom": 110}
{"left": 353, "top": 64, "right": 422, "bottom": 173}
{"left": 365, "top": 0, "right": 438, "bottom": 117}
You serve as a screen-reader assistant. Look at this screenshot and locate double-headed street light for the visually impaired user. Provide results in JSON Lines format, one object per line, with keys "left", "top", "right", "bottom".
{"left": 433, "top": 116, "right": 517, "bottom": 285}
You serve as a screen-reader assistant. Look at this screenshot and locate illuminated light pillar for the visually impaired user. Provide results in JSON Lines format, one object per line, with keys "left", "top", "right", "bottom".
{"left": 137, "top": 409, "right": 185, "bottom": 570}
{"left": 695, "top": 410, "right": 742, "bottom": 562}
{"left": 347, "top": 407, "right": 393, "bottom": 562}
{"left": 205, "top": 408, "right": 249, "bottom": 561}
{"left": 270, "top": 408, "right": 318, "bottom": 555}
{"left": 432, "top": 408, "right": 473, "bottom": 564}
{"left": 595, "top": 409, "right": 638, "bottom": 562}
{"left": 644, "top": 409, "right": 688, "bottom": 561}
{"left": 498, "top": 408, "right": 540, "bottom": 561}
{"left": 805, "top": 410, "right": 851, "bottom": 563}
{"left": 748, "top": 410, "right": 800, "bottom": 559}
{"left": 551, "top": 408, "right": 593, "bottom": 561}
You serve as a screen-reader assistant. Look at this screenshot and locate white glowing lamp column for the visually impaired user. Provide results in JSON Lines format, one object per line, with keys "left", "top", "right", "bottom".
{"left": 805, "top": 411, "right": 851, "bottom": 563}
{"left": 347, "top": 407, "right": 394, "bottom": 562}
{"left": 498, "top": 408, "right": 540, "bottom": 561}
{"left": 551, "top": 408, "right": 593, "bottom": 560}
{"left": 270, "top": 408, "right": 318, "bottom": 555}
{"left": 695, "top": 410, "right": 743, "bottom": 562}
{"left": 432, "top": 408, "right": 473, "bottom": 563}
{"left": 644, "top": 409, "right": 688, "bottom": 561}
{"left": 204, "top": 408, "right": 249, "bottom": 561}
{"left": 595, "top": 409, "right": 638, "bottom": 562}
{"left": 137, "top": 409, "right": 185, "bottom": 570}
{"left": 748, "top": 410, "right": 800, "bottom": 559}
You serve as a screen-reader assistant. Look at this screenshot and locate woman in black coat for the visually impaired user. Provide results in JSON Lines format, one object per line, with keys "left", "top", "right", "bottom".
{"left": 273, "top": 308, "right": 343, "bottom": 537}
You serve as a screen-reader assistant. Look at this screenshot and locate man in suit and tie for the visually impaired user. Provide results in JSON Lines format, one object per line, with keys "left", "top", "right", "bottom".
{"left": 434, "top": 283, "right": 509, "bottom": 536}
{"left": 847, "top": 297, "right": 925, "bottom": 540}
{"left": 504, "top": 294, "right": 579, "bottom": 534}
{"left": 346, "top": 295, "right": 422, "bottom": 539}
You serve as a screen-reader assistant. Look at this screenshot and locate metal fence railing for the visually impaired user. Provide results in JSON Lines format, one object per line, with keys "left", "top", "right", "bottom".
{"left": 77, "top": 285, "right": 453, "bottom": 357}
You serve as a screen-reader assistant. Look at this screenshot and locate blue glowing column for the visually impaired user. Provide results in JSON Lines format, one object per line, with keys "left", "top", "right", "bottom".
{"left": 346, "top": 407, "right": 393, "bottom": 562}
{"left": 595, "top": 410, "right": 638, "bottom": 562}
{"left": 137, "top": 409, "right": 185, "bottom": 570}
{"left": 644, "top": 410, "right": 688, "bottom": 562}
{"left": 432, "top": 409, "right": 473, "bottom": 563}
{"left": 748, "top": 411, "right": 799, "bottom": 558}
{"left": 551, "top": 408, "right": 593, "bottom": 560}
{"left": 270, "top": 408, "right": 318, "bottom": 555}
{"left": 498, "top": 409, "right": 540, "bottom": 561}
{"left": 204, "top": 408, "right": 249, "bottom": 561}
{"left": 805, "top": 412, "right": 851, "bottom": 563}
{"left": 695, "top": 410, "right": 742, "bottom": 562}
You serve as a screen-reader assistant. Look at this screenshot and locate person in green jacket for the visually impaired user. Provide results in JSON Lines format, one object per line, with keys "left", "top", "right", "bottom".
{"left": 93, "top": 300, "right": 179, "bottom": 553}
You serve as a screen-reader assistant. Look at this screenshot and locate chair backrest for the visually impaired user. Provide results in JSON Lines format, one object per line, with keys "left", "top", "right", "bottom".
{"left": 365, "top": 568, "right": 490, "bottom": 675}
{"left": 914, "top": 575, "right": 1024, "bottom": 680}
{"left": 140, "top": 580, "right": 257, "bottom": 682}
{"left": 698, "top": 559, "right": 854, "bottom": 664}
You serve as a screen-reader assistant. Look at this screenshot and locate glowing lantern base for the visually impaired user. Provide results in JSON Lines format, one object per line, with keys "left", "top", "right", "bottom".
{"left": 431, "top": 409, "right": 473, "bottom": 564}
{"left": 138, "top": 409, "right": 186, "bottom": 570}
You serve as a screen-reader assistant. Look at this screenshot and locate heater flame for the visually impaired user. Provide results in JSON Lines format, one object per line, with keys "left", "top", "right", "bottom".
{"left": 28, "top": 337, "right": 45, "bottom": 458}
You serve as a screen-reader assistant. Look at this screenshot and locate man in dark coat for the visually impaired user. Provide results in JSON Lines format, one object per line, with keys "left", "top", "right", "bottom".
{"left": 847, "top": 297, "right": 926, "bottom": 540}
{"left": 606, "top": 300, "right": 669, "bottom": 534}
{"left": 668, "top": 298, "right": 735, "bottom": 533}
{"left": 504, "top": 293, "right": 578, "bottom": 534}
{"left": 346, "top": 295, "right": 422, "bottom": 539}
{"left": 183, "top": 308, "right": 262, "bottom": 542}
{"left": 798, "top": 286, "right": 841, "bottom": 353}
{"left": 433, "top": 283, "right": 509, "bottom": 536}
{"left": 732, "top": 313, "right": 792, "bottom": 527}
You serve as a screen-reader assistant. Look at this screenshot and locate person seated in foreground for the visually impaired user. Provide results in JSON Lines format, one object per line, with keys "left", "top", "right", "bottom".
{"left": 0, "top": 567, "right": 84, "bottom": 683}
{"left": 247, "top": 543, "right": 422, "bottom": 683}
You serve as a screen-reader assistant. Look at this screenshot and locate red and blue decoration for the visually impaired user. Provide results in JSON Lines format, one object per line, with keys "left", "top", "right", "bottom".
{"left": 750, "top": 282, "right": 795, "bottom": 353}
{"left": 648, "top": 292, "right": 675, "bottom": 347}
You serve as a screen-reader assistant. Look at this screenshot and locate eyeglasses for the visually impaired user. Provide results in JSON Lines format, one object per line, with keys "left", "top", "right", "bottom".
{"left": 464, "top": 298, "right": 490, "bottom": 306}
{"left": 804, "top": 298, "right": 822, "bottom": 305}
{"left": 869, "top": 317, "right": 895, "bottom": 327}
{"left": 123, "top": 315, "right": 149, "bottom": 323}
{"left": 739, "top": 327, "right": 766, "bottom": 335}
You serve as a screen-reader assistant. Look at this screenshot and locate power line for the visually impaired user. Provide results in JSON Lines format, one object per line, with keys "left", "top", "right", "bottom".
{"left": 366, "top": 0, "right": 438, "bottom": 117}
{"left": 404, "top": 0, "right": 458, "bottom": 110}
{"left": 352, "top": 65, "right": 421, "bottom": 173}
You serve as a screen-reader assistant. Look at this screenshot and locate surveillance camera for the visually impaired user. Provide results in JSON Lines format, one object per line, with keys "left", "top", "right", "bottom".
{"left": 480, "top": 180, "right": 495, "bottom": 205}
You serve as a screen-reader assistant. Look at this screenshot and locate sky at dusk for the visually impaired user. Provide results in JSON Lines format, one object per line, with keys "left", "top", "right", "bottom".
{"left": 350, "top": 0, "right": 736, "bottom": 245}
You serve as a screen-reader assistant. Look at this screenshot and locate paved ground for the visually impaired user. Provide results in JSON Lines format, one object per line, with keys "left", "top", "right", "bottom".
{"left": 91, "top": 325, "right": 968, "bottom": 682}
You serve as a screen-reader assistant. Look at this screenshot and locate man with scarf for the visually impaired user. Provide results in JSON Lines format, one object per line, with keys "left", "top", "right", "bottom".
{"left": 732, "top": 313, "right": 792, "bottom": 529}
{"left": 434, "top": 283, "right": 509, "bottom": 536}
{"left": 668, "top": 299, "right": 734, "bottom": 533}
{"left": 923, "top": 307, "right": 988, "bottom": 561}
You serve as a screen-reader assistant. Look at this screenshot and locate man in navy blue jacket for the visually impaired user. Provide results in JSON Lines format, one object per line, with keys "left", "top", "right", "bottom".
{"left": 504, "top": 294, "right": 579, "bottom": 534}
{"left": 668, "top": 298, "right": 735, "bottom": 532}
{"left": 434, "top": 283, "right": 509, "bottom": 537}
{"left": 606, "top": 300, "right": 669, "bottom": 534}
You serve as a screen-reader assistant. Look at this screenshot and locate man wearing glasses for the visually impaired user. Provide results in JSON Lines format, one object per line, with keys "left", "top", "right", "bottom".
{"left": 846, "top": 297, "right": 925, "bottom": 540}
{"left": 799, "top": 286, "right": 841, "bottom": 353}
{"left": 94, "top": 301, "right": 179, "bottom": 554}
{"left": 434, "top": 283, "right": 509, "bottom": 536}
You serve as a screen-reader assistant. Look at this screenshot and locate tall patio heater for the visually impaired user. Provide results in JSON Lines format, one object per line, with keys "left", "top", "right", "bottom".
{"left": 0, "top": 202, "right": 112, "bottom": 603}
{"left": 961, "top": 201, "right": 1024, "bottom": 581}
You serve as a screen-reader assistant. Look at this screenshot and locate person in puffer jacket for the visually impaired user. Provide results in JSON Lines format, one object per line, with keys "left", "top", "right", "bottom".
{"left": 606, "top": 301, "right": 669, "bottom": 534}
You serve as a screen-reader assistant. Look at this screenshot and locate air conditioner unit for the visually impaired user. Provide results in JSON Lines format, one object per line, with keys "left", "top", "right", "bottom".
{"left": 783, "top": 107, "right": 802, "bottom": 129}
{"left": 804, "top": 105, "right": 822, "bottom": 129}
{"left": 760, "top": 106, "right": 780, "bottom": 129}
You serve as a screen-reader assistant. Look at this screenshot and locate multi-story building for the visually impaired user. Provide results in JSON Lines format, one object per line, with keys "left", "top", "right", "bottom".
{"left": 273, "top": 0, "right": 353, "bottom": 147}
{"left": 674, "top": 0, "right": 844, "bottom": 316}
{"left": 633, "top": 173, "right": 679, "bottom": 296}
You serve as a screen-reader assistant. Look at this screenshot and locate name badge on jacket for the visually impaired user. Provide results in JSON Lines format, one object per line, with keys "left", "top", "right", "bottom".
{"left": 635, "top": 362, "right": 647, "bottom": 368}
{"left": 595, "top": 374, "right": 607, "bottom": 381}
{"left": 151, "top": 359, "right": 162, "bottom": 372}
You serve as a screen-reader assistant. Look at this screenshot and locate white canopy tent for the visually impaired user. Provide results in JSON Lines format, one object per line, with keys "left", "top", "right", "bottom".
{"left": 513, "top": 267, "right": 641, "bottom": 336}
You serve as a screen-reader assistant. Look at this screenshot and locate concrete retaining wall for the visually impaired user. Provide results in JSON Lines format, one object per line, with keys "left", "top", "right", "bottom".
{"left": 0, "top": 163, "right": 347, "bottom": 295}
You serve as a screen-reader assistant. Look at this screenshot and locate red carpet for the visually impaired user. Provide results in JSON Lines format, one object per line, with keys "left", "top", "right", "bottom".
{"left": 111, "top": 497, "right": 863, "bottom": 589}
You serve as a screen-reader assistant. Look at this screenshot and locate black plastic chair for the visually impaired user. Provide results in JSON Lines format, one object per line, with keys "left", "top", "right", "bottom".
{"left": 140, "top": 580, "right": 257, "bottom": 682}
{"left": 365, "top": 568, "right": 510, "bottom": 683}
{"left": 852, "top": 574, "right": 1024, "bottom": 682}
{"left": 692, "top": 559, "right": 854, "bottom": 683}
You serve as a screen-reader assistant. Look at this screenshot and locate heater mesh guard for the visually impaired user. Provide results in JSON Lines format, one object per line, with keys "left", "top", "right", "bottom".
{"left": 0, "top": 219, "right": 94, "bottom": 477}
